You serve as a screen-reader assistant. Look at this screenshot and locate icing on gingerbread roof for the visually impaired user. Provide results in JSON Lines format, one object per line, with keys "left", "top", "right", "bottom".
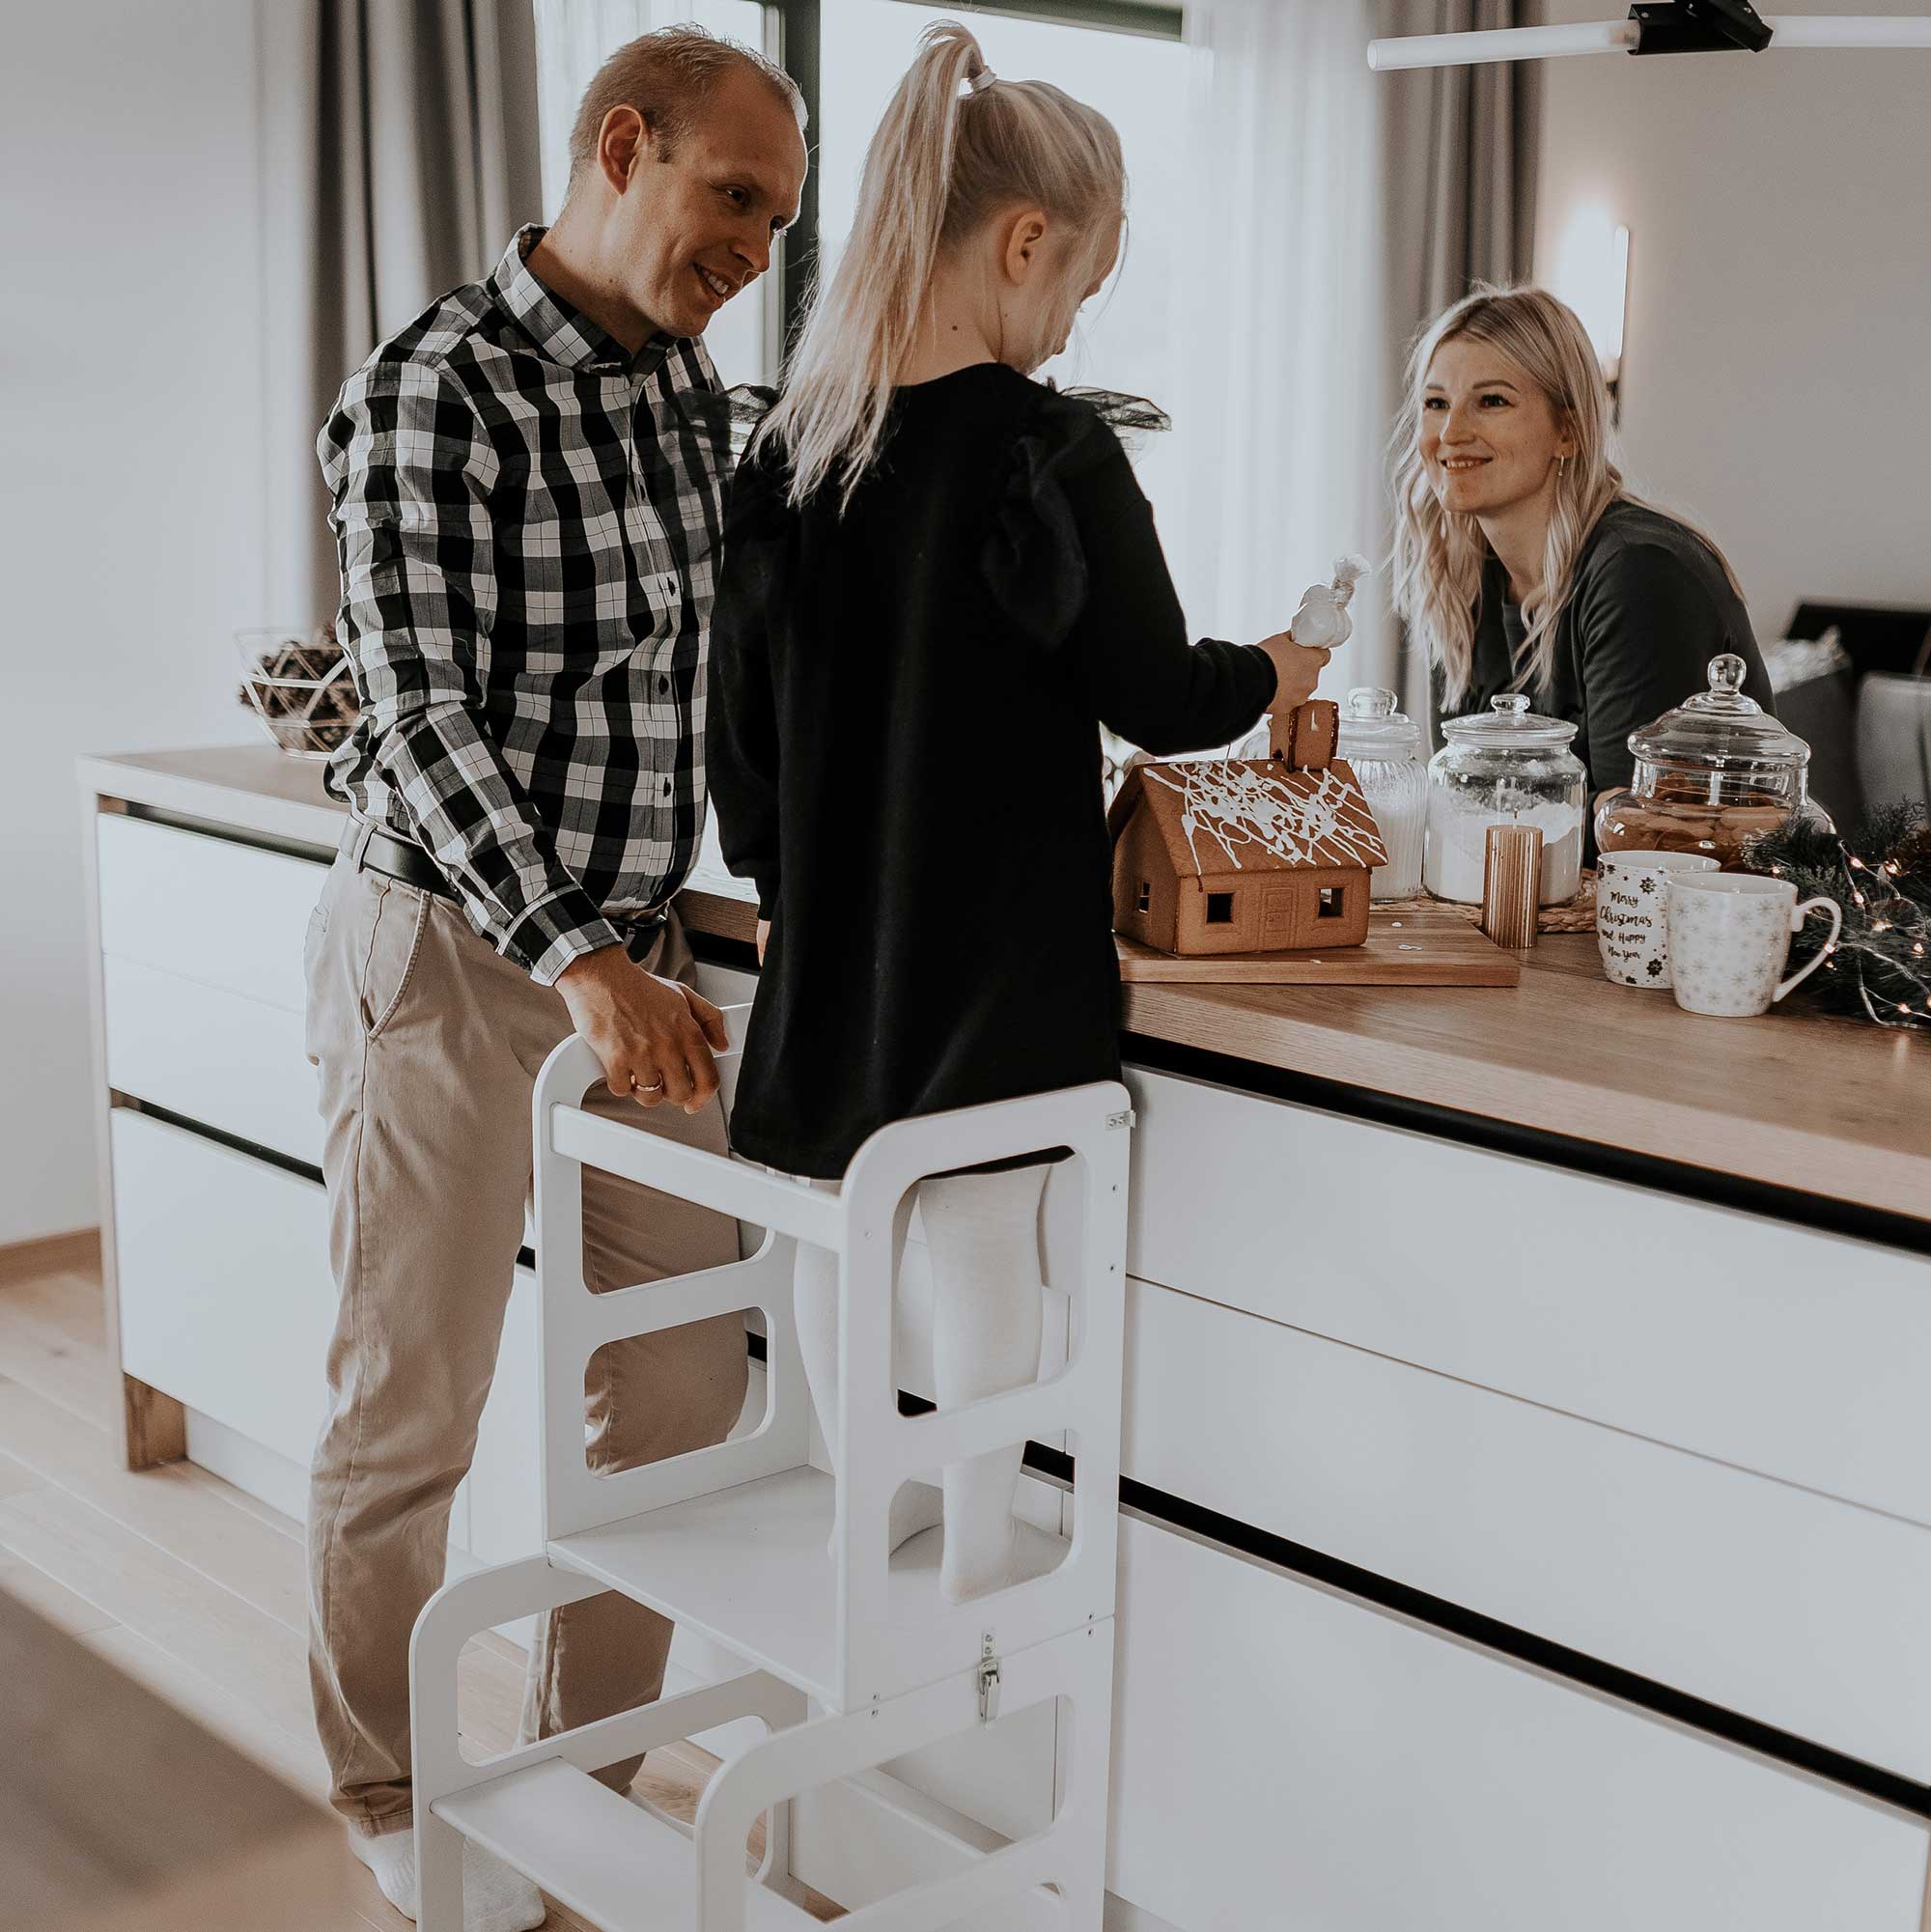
{"left": 1135, "top": 759, "right": 1388, "bottom": 875}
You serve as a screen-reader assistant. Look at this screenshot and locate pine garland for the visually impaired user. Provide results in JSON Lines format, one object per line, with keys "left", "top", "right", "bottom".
{"left": 1748, "top": 803, "right": 1931, "bottom": 1029}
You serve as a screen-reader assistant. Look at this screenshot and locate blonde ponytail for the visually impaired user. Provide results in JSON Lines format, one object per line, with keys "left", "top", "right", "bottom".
{"left": 760, "top": 18, "right": 1124, "bottom": 511}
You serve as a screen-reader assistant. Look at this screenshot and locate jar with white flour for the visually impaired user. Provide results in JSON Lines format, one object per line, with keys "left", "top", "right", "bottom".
{"left": 1335, "top": 687, "right": 1426, "bottom": 898}
{"left": 1424, "top": 694, "right": 1585, "bottom": 905}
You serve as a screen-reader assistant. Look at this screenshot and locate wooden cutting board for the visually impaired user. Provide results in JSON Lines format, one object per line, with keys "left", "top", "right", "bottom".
{"left": 1115, "top": 903, "right": 1521, "bottom": 985}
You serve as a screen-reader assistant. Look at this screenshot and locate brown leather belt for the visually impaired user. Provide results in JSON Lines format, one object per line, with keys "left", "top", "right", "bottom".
{"left": 350, "top": 826, "right": 670, "bottom": 953}
{"left": 355, "top": 826, "right": 457, "bottom": 901}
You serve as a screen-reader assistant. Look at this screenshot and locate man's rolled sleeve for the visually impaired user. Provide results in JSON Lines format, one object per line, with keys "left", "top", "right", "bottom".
{"left": 322, "top": 357, "right": 618, "bottom": 977}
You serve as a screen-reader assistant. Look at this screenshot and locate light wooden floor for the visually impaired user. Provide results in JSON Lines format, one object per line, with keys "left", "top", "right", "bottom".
{"left": 0, "top": 1246, "right": 839, "bottom": 1929}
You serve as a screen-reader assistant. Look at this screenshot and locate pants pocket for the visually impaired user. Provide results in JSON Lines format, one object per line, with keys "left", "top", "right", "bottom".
{"left": 360, "top": 882, "right": 433, "bottom": 1039}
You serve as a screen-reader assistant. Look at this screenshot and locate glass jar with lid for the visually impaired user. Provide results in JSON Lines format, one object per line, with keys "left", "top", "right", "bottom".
{"left": 1424, "top": 693, "right": 1586, "bottom": 905}
{"left": 1593, "top": 653, "right": 1827, "bottom": 866}
{"left": 1335, "top": 687, "right": 1426, "bottom": 898}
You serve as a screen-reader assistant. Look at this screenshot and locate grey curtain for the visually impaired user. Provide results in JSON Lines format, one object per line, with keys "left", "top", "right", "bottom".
{"left": 261, "top": 0, "right": 544, "bottom": 630}
{"left": 1370, "top": 0, "right": 1541, "bottom": 718}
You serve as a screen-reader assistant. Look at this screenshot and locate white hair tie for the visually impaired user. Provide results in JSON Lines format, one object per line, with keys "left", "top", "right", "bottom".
{"left": 967, "top": 67, "right": 998, "bottom": 95}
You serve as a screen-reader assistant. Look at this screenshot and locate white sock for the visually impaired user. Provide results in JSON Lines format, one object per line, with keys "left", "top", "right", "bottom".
{"left": 793, "top": 1202, "right": 942, "bottom": 1560}
{"left": 350, "top": 1825, "right": 546, "bottom": 1932}
{"left": 919, "top": 1167, "right": 1048, "bottom": 1606}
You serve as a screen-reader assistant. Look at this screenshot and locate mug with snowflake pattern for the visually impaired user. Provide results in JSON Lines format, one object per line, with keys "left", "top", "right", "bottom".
{"left": 1665, "top": 873, "right": 1844, "bottom": 1018}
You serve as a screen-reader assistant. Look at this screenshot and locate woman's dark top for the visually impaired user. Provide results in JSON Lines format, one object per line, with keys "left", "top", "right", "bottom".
{"left": 1441, "top": 498, "right": 1775, "bottom": 800}
{"left": 706, "top": 363, "right": 1277, "bottom": 1179}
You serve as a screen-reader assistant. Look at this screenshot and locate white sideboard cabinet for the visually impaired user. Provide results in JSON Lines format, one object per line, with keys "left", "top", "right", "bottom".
{"left": 78, "top": 749, "right": 1931, "bottom": 1932}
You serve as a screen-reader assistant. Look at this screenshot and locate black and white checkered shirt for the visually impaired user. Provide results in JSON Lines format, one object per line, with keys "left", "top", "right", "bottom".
{"left": 318, "top": 226, "right": 731, "bottom": 985}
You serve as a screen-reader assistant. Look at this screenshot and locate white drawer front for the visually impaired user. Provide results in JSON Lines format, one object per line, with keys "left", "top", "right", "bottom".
{"left": 1125, "top": 1065, "right": 1931, "bottom": 1526}
{"left": 98, "top": 814, "right": 326, "bottom": 1013}
{"left": 1126, "top": 1278, "right": 1931, "bottom": 1778}
{"left": 103, "top": 954, "right": 322, "bottom": 1165}
{"left": 1109, "top": 1519, "right": 1927, "bottom": 1932}
{"left": 111, "top": 1108, "right": 336, "bottom": 1467}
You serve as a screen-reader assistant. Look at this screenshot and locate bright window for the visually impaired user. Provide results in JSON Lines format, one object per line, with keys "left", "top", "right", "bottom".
{"left": 814, "top": 2, "right": 1192, "bottom": 538}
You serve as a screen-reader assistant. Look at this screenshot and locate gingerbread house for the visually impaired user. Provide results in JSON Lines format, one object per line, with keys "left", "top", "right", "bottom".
{"left": 1108, "top": 700, "right": 1388, "bottom": 955}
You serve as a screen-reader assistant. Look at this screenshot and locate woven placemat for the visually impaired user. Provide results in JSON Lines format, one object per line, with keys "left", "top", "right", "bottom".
{"left": 1378, "top": 869, "right": 1597, "bottom": 935}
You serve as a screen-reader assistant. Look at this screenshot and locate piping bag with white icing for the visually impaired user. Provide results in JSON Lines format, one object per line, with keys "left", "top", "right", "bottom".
{"left": 1288, "top": 554, "right": 1371, "bottom": 652}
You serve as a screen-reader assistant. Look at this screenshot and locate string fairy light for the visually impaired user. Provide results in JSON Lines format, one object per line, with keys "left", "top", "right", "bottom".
{"left": 1749, "top": 804, "right": 1931, "bottom": 1030}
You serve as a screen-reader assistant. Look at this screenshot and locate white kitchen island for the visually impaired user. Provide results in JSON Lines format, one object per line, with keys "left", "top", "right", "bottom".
{"left": 76, "top": 745, "right": 1931, "bottom": 1932}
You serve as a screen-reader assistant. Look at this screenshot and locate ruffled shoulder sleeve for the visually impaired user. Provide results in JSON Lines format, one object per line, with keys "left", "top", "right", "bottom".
{"left": 983, "top": 384, "right": 1171, "bottom": 654}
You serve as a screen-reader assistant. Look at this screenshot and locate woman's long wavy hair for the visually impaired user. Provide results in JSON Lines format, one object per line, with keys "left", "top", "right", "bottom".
{"left": 1388, "top": 285, "right": 1741, "bottom": 710}
{"left": 758, "top": 19, "right": 1125, "bottom": 512}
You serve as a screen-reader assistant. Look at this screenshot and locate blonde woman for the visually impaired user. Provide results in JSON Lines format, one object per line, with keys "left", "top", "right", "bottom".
{"left": 1390, "top": 286, "right": 1773, "bottom": 805}
{"left": 707, "top": 20, "right": 1326, "bottom": 1601}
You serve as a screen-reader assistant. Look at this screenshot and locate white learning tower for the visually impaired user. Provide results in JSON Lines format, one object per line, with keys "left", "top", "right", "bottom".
{"left": 409, "top": 1006, "right": 1133, "bottom": 1932}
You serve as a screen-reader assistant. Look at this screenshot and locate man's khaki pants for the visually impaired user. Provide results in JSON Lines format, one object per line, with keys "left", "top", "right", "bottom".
{"left": 302, "top": 849, "right": 747, "bottom": 1836}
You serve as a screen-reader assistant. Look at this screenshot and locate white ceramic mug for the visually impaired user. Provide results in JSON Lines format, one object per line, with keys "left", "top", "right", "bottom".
{"left": 1665, "top": 874, "right": 1844, "bottom": 1018}
{"left": 1595, "top": 850, "right": 1720, "bottom": 988}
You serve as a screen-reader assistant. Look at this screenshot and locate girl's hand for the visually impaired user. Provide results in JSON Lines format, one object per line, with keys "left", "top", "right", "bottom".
{"left": 1256, "top": 632, "right": 1330, "bottom": 712}
{"left": 756, "top": 918, "right": 771, "bottom": 966}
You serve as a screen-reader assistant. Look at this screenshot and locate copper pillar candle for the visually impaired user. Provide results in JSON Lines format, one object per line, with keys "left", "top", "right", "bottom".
{"left": 1481, "top": 824, "right": 1543, "bottom": 948}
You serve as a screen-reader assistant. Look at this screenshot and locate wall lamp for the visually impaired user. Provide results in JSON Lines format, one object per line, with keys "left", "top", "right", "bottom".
{"left": 1367, "top": 3, "right": 1931, "bottom": 70}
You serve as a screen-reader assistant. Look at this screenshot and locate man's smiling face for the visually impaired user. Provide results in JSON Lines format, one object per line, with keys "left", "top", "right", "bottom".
{"left": 612, "top": 64, "right": 807, "bottom": 341}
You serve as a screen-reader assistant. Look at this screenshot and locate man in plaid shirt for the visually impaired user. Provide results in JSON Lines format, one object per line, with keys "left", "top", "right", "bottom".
{"left": 302, "top": 31, "right": 806, "bottom": 1925}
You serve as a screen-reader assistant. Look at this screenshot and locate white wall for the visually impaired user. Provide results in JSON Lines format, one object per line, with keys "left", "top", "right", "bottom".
{"left": 0, "top": 2, "right": 267, "bottom": 1246}
{"left": 1534, "top": 0, "right": 1931, "bottom": 645}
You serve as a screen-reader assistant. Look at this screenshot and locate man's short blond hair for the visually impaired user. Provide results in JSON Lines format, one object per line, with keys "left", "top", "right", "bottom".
{"left": 568, "top": 25, "right": 804, "bottom": 191}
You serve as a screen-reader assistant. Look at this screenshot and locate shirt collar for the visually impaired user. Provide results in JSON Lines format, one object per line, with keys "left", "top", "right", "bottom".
{"left": 490, "top": 224, "right": 673, "bottom": 379}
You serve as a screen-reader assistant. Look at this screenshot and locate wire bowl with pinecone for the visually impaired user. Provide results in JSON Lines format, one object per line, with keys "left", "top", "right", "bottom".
{"left": 237, "top": 626, "right": 357, "bottom": 760}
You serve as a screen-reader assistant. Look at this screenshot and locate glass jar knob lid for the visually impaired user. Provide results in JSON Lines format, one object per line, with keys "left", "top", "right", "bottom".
{"left": 1337, "top": 686, "right": 1423, "bottom": 756}
{"left": 1440, "top": 691, "right": 1578, "bottom": 747}
{"left": 1628, "top": 654, "right": 1810, "bottom": 770}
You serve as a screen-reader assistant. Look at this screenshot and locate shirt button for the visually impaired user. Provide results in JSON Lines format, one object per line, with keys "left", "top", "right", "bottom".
{"left": 658, "top": 675, "right": 669, "bottom": 694}
{"left": 662, "top": 779, "right": 672, "bottom": 796}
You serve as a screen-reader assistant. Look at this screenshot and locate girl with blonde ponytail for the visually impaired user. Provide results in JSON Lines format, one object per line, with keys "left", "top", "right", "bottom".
{"left": 1388, "top": 285, "right": 1772, "bottom": 811}
{"left": 709, "top": 21, "right": 1329, "bottom": 1604}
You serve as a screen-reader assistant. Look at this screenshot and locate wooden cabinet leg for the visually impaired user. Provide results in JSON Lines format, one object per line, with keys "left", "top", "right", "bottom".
{"left": 120, "top": 1375, "right": 186, "bottom": 1470}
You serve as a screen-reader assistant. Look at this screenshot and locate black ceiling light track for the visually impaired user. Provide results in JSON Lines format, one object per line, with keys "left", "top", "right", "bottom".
{"left": 1628, "top": 0, "right": 1774, "bottom": 55}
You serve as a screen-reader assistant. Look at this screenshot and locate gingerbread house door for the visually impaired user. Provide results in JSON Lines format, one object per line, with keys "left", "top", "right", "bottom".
{"left": 1260, "top": 882, "right": 1315, "bottom": 950}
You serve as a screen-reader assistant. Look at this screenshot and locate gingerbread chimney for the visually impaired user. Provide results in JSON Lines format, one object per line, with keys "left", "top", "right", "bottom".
{"left": 1270, "top": 699, "right": 1339, "bottom": 772}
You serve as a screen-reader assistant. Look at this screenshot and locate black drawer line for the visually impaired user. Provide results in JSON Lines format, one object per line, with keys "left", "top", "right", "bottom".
{"left": 1122, "top": 1032, "right": 1931, "bottom": 1258}
{"left": 114, "top": 1098, "right": 539, "bottom": 1271}
{"left": 751, "top": 1356, "right": 1931, "bottom": 1818}
{"left": 1104, "top": 1464, "right": 1931, "bottom": 1822}
{"left": 120, "top": 799, "right": 339, "bottom": 868}
{"left": 117, "top": 1096, "right": 327, "bottom": 1188}
{"left": 686, "top": 928, "right": 760, "bottom": 974}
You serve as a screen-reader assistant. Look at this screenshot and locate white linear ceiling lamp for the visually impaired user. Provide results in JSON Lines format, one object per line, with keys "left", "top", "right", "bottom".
{"left": 1366, "top": 10, "right": 1931, "bottom": 70}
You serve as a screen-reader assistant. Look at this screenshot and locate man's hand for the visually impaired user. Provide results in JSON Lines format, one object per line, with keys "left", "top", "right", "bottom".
{"left": 555, "top": 944, "right": 730, "bottom": 1113}
{"left": 1256, "top": 632, "right": 1330, "bottom": 714}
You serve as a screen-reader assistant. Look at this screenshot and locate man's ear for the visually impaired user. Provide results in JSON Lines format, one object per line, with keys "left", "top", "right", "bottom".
{"left": 598, "top": 104, "right": 653, "bottom": 193}
{"left": 1000, "top": 209, "right": 1049, "bottom": 286}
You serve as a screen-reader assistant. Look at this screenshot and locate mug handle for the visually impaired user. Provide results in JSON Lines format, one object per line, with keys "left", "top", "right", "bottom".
{"left": 1772, "top": 896, "right": 1844, "bottom": 1003}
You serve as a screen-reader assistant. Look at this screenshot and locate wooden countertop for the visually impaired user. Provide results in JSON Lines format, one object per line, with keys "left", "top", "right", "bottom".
{"left": 80, "top": 745, "right": 1931, "bottom": 1227}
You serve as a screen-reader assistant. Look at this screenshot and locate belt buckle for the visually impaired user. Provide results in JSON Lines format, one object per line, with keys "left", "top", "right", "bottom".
{"left": 620, "top": 905, "right": 669, "bottom": 962}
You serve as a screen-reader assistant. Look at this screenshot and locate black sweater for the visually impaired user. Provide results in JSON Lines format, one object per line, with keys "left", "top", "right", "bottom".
{"left": 706, "top": 364, "right": 1277, "bottom": 1178}
{"left": 1443, "top": 498, "right": 1774, "bottom": 799}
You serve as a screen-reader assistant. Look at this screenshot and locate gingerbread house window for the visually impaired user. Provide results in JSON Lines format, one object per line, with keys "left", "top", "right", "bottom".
{"left": 1206, "top": 892, "right": 1234, "bottom": 924}
{"left": 1317, "top": 886, "right": 1345, "bottom": 919}
{"left": 1136, "top": 881, "right": 1152, "bottom": 913}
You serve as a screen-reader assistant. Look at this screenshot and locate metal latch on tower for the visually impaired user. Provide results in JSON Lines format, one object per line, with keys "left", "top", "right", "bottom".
{"left": 977, "top": 1632, "right": 1001, "bottom": 1723}
{"left": 1105, "top": 1107, "right": 1137, "bottom": 1131}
